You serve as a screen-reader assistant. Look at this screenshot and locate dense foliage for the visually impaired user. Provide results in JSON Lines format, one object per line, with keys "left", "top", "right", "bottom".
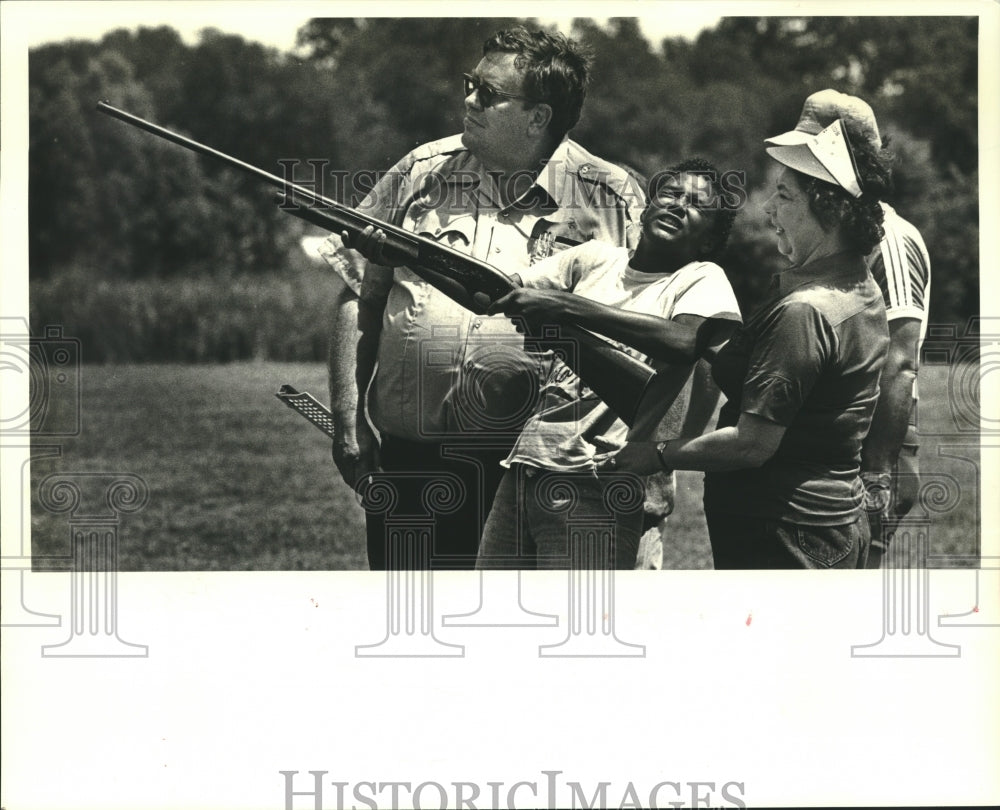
{"left": 29, "top": 16, "right": 979, "bottom": 359}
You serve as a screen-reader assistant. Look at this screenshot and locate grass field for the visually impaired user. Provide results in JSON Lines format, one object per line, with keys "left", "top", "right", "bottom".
{"left": 29, "top": 362, "right": 980, "bottom": 570}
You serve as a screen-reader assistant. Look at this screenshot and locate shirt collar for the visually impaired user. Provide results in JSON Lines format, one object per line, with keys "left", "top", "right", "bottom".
{"left": 534, "top": 137, "right": 573, "bottom": 209}
{"left": 767, "top": 251, "right": 868, "bottom": 298}
{"left": 434, "top": 137, "right": 574, "bottom": 215}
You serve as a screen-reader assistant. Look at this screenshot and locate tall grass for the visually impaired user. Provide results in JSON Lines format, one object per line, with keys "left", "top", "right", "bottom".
{"left": 30, "top": 268, "right": 339, "bottom": 363}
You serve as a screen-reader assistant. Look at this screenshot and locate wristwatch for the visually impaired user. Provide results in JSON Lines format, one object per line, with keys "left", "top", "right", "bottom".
{"left": 861, "top": 471, "right": 893, "bottom": 489}
{"left": 860, "top": 471, "right": 892, "bottom": 513}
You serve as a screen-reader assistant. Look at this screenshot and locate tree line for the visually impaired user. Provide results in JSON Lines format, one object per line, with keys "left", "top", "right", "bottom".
{"left": 29, "top": 16, "right": 979, "bottom": 331}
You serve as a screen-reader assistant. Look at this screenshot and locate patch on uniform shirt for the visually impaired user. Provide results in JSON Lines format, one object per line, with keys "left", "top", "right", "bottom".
{"left": 529, "top": 230, "right": 583, "bottom": 264}
{"left": 529, "top": 231, "right": 556, "bottom": 264}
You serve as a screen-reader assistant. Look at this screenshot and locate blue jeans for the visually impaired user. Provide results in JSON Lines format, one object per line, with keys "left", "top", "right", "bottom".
{"left": 706, "top": 510, "right": 870, "bottom": 569}
{"left": 477, "top": 465, "right": 645, "bottom": 569}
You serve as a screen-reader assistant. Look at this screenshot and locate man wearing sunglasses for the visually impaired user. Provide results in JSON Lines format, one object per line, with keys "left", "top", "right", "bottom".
{"left": 320, "top": 27, "right": 645, "bottom": 570}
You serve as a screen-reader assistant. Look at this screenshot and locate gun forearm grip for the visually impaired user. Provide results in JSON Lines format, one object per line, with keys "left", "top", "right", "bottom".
{"left": 555, "top": 325, "right": 654, "bottom": 427}
{"left": 277, "top": 193, "right": 420, "bottom": 264}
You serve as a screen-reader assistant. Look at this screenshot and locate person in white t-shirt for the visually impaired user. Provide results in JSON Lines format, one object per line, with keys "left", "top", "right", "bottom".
{"left": 478, "top": 159, "right": 742, "bottom": 569}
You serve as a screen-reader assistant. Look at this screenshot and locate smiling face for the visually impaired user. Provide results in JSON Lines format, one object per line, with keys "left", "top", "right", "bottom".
{"left": 461, "top": 51, "right": 550, "bottom": 171}
{"left": 639, "top": 172, "right": 720, "bottom": 262}
{"left": 762, "top": 167, "right": 830, "bottom": 265}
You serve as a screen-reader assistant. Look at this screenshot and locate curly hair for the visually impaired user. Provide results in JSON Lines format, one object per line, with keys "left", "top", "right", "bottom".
{"left": 482, "top": 27, "right": 591, "bottom": 139}
{"left": 648, "top": 157, "right": 741, "bottom": 261}
{"left": 795, "top": 126, "right": 895, "bottom": 256}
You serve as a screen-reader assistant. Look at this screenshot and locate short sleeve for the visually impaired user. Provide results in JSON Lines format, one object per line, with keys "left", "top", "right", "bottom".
{"left": 870, "top": 218, "right": 931, "bottom": 323}
{"left": 740, "top": 301, "right": 834, "bottom": 426}
{"left": 518, "top": 242, "right": 597, "bottom": 291}
{"left": 671, "top": 263, "right": 742, "bottom": 323}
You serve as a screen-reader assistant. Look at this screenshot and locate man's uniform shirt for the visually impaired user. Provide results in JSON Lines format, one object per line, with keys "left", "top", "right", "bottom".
{"left": 319, "top": 134, "right": 645, "bottom": 442}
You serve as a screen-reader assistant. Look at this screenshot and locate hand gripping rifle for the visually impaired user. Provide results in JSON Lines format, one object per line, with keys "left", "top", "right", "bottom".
{"left": 96, "top": 101, "right": 654, "bottom": 425}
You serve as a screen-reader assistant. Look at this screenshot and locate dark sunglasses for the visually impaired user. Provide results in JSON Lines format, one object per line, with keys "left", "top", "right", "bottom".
{"left": 462, "top": 73, "right": 538, "bottom": 108}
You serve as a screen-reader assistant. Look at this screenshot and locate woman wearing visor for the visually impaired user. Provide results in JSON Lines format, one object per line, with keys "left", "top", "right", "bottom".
{"left": 603, "top": 114, "right": 892, "bottom": 568}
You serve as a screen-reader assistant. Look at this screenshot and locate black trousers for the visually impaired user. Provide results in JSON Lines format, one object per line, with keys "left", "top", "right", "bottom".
{"left": 363, "top": 435, "right": 513, "bottom": 570}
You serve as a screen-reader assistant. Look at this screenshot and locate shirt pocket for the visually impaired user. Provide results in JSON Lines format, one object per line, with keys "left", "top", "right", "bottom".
{"left": 408, "top": 206, "right": 476, "bottom": 250}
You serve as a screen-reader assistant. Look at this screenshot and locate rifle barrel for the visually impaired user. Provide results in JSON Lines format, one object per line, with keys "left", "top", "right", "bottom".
{"left": 96, "top": 100, "right": 429, "bottom": 249}
{"left": 96, "top": 100, "right": 339, "bottom": 208}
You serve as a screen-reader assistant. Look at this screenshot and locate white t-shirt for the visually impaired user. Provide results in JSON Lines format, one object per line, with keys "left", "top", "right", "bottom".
{"left": 506, "top": 240, "right": 741, "bottom": 471}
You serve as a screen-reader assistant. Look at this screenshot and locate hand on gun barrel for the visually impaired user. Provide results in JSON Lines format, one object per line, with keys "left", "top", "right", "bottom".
{"left": 337, "top": 222, "right": 498, "bottom": 313}
{"left": 344, "top": 224, "right": 569, "bottom": 340}
{"left": 340, "top": 225, "right": 405, "bottom": 268}
{"left": 486, "top": 288, "right": 572, "bottom": 335}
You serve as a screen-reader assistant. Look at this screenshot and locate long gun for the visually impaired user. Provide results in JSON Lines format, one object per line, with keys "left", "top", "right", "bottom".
{"left": 95, "top": 101, "right": 654, "bottom": 425}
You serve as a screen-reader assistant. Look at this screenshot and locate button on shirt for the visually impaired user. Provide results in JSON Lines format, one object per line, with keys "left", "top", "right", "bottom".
{"left": 318, "top": 134, "right": 645, "bottom": 440}
{"left": 704, "top": 252, "right": 889, "bottom": 525}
